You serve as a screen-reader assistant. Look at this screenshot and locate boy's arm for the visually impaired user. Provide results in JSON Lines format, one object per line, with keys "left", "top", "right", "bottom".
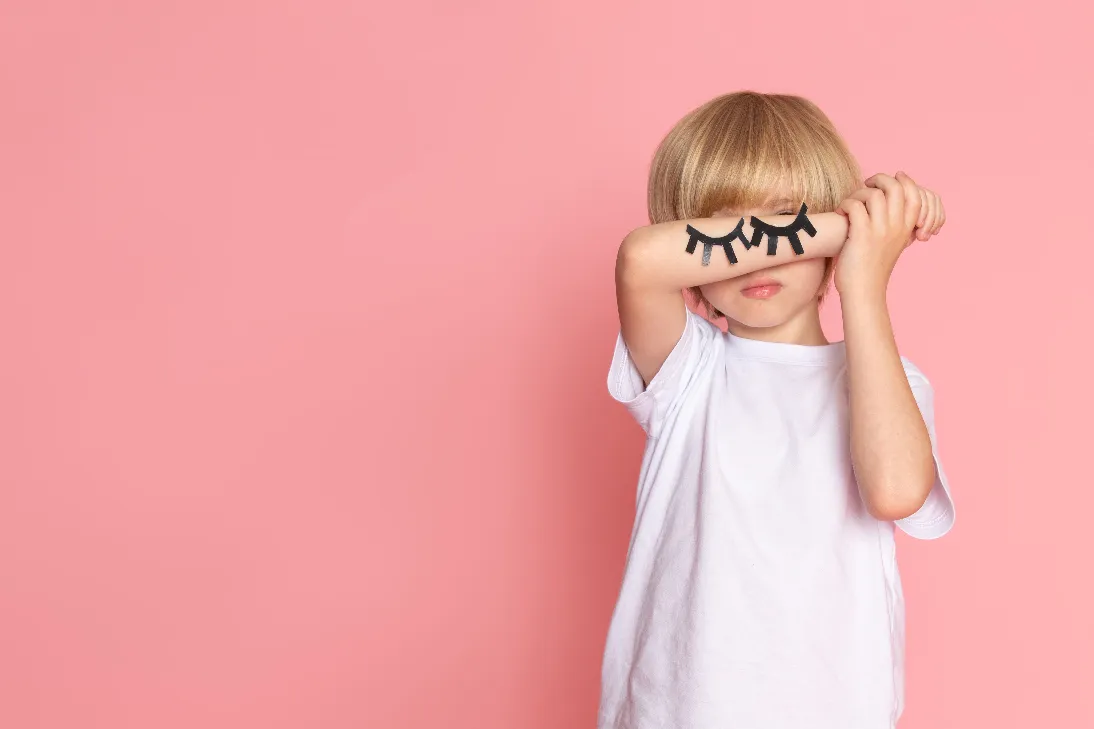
{"left": 844, "top": 289, "right": 936, "bottom": 520}
{"left": 617, "top": 210, "right": 848, "bottom": 291}
{"left": 837, "top": 171, "right": 946, "bottom": 521}
{"left": 614, "top": 209, "right": 848, "bottom": 388}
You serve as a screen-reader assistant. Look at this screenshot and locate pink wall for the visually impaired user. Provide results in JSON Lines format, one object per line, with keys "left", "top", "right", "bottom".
{"left": 2, "top": 1, "right": 1091, "bottom": 727}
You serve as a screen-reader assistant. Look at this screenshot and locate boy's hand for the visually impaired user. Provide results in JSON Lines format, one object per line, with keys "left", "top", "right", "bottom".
{"left": 833, "top": 171, "right": 945, "bottom": 298}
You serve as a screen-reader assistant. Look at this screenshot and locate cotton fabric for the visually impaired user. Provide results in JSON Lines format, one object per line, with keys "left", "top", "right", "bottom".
{"left": 598, "top": 302, "right": 955, "bottom": 729}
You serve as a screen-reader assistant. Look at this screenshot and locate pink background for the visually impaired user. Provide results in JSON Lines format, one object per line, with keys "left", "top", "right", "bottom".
{"left": 2, "top": 1, "right": 1092, "bottom": 727}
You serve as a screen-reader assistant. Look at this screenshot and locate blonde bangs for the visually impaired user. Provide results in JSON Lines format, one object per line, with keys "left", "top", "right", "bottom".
{"left": 648, "top": 92, "right": 862, "bottom": 223}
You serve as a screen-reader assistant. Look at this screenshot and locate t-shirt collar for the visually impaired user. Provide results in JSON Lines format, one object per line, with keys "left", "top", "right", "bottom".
{"left": 724, "top": 330, "right": 846, "bottom": 365}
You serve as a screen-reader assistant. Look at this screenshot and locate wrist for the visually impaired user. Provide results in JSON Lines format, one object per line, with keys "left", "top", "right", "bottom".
{"left": 838, "top": 282, "right": 889, "bottom": 309}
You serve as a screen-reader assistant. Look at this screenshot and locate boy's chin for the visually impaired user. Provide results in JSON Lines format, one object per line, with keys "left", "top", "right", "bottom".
{"left": 728, "top": 319, "right": 790, "bottom": 331}
{"left": 721, "top": 307, "right": 796, "bottom": 330}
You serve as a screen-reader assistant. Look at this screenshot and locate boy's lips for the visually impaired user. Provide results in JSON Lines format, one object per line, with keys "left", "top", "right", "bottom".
{"left": 741, "top": 275, "right": 780, "bottom": 288}
{"left": 740, "top": 276, "right": 783, "bottom": 299}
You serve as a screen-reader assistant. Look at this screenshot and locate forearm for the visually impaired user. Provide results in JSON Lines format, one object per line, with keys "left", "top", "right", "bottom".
{"left": 843, "top": 290, "right": 936, "bottom": 520}
{"left": 618, "top": 211, "right": 848, "bottom": 291}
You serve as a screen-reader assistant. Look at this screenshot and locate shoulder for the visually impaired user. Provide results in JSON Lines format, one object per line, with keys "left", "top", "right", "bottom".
{"left": 606, "top": 303, "right": 724, "bottom": 439}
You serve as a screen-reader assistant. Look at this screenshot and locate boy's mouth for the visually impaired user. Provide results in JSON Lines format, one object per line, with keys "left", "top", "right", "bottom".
{"left": 740, "top": 276, "right": 782, "bottom": 299}
{"left": 741, "top": 284, "right": 783, "bottom": 299}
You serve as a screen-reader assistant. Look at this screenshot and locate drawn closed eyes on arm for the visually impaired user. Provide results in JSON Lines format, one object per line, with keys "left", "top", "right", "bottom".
{"left": 684, "top": 202, "right": 819, "bottom": 264}
{"left": 617, "top": 204, "right": 847, "bottom": 293}
{"left": 615, "top": 204, "right": 847, "bottom": 388}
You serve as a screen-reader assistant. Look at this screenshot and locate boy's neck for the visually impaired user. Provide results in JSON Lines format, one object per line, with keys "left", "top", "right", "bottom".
{"left": 724, "top": 300, "right": 831, "bottom": 346}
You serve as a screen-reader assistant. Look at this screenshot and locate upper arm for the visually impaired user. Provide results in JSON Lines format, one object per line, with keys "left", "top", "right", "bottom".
{"left": 615, "top": 234, "right": 689, "bottom": 388}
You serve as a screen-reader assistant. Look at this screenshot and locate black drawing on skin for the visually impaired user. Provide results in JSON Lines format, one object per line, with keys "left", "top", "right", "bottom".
{"left": 684, "top": 202, "right": 817, "bottom": 264}
{"left": 684, "top": 216, "right": 750, "bottom": 265}
{"left": 748, "top": 202, "right": 817, "bottom": 256}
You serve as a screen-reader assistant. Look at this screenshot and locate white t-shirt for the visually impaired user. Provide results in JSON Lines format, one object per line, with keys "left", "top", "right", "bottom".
{"left": 598, "top": 302, "right": 955, "bottom": 729}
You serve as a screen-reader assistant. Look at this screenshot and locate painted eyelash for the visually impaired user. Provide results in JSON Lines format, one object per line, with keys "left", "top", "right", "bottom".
{"left": 749, "top": 202, "right": 817, "bottom": 256}
{"left": 684, "top": 202, "right": 817, "bottom": 265}
{"left": 684, "top": 217, "right": 748, "bottom": 265}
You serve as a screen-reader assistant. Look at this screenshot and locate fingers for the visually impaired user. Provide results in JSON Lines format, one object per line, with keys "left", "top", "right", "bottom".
{"left": 931, "top": 190, "right": 945, "bottom": 234}
{"left": 847, "top": 172, "right": 943, "bottom": 245}
{"left": 848, "top": 187, "right": 887, "bottom": 228}
{"left": 914, "top": 191, "right": 930, "bottom": 240}
{"left": 918, "top": 189, "right": 939, "bottom": 241}
{"left": 890, "top": 171, "right": 941, "bottom": 242}
{"left": 836, "top": 197, "right": 870, "bottom": 234}
{"left": 863, "top": 173, "right": 904, "bottom": 229}
{"left": 894, "top": 171, "right": 922, "bottom": 232}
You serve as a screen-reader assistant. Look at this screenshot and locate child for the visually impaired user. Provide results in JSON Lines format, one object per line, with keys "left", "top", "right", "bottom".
{"left": 599, "top": 91, "right": 955, "bottom": 729}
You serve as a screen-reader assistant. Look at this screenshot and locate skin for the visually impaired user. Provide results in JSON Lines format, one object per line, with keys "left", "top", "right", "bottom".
{"left": 835, "top": 171, "right": 946, "bottom": 520}
{"left": 614, "top": 171, "right": 946, "bottom": 521}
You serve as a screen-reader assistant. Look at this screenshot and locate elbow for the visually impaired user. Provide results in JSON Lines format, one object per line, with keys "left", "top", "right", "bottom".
{"left": 866, "top": 496, "right": 924, "bottom": 523}
{"left": 863, "top": 462, "right": 937, "bottom": 522}
{"left": 616, "top": 232, "right": 653, "bottom": 290}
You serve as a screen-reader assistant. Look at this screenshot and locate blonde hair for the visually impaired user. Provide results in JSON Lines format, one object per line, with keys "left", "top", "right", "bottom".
{"left": 647, "top": 91, "right": 863, "bottom": 319}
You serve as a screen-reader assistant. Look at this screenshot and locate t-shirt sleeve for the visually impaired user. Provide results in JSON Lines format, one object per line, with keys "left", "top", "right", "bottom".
{"left": 894, "top": 360, "right": 956, "bottom": 540}
{"left": 607, "top": 301, "right": 716, "bottom": 439}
